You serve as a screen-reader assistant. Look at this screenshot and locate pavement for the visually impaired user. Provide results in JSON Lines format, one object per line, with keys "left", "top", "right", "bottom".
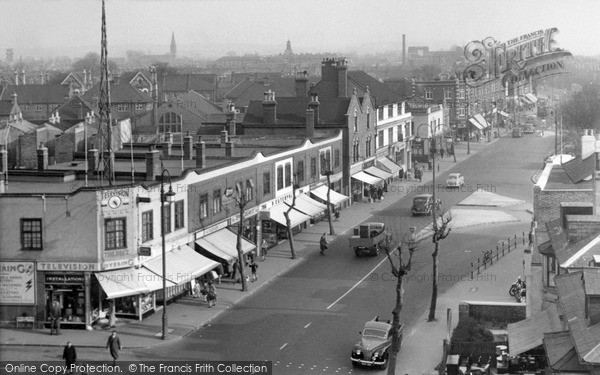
{"left": 0, "top": 131, "right": 532, "bottom": 373}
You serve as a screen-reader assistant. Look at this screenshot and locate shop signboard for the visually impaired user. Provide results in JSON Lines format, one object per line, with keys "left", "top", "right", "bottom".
{"left": 44, "top": 274, "right": 84, "bottom": 284}
{"left": 99, "top": 188, "right": 132, "bottom": 216}
{"left": 37, "top": 262, "right": 99, "bottom": 272}
{"left": 0, "top": 262, "right": 35, "bottom": 304}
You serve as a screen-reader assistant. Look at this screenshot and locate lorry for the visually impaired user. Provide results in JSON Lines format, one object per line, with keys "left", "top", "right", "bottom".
{"left": 512, "top": 127, "right": 524, "bottom": 138}
{"left": 351, "top": 315, "right": 404, "bottom": 370}
{"left": 348, "top": 222, "right": 392, "bottom": 256}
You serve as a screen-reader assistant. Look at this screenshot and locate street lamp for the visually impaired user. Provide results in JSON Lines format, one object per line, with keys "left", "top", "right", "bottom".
{"left": 160, "top": 163, "right": 176, "bottom": 340}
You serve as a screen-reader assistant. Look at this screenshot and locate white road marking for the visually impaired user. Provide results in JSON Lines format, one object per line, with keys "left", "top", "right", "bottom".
{"left": 279, "top": 343, "right": 288, "bottom": 350}
{"left": 304, "top": 322, "right": 312, "bottom": 329}
{"left": 326, "top": 256, "right": 390, "bottom": 310}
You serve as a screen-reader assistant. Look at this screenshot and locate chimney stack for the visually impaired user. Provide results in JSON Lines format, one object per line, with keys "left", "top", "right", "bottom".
{"left": 145, "top": 146, "right": 160, "bottom": 181}
{"left": 37, "top": 142, "right": 48, "bottom": 170}
{"left": 21, "top": 70, "right": 26, "bottom": 85}
{"left": 295, "top": 71, "right": 309, "bottom": 97}
{"left": 226, "top": 102, "right": 236, "bottom": 136}
{"left": 183, "top": 132, "right": 193, "bottom": 160}
{"left": 402, "top": 34, "right": 406, "bottom": 66}
{"left": 305, "top": 108, "right": 315, "bottom": 139}
{"left": 88, "top": 149, "right": 99, "bottom": 175}
{"left": 195, "top": 136, "right": 206, "bottom": 169}
{"left": 308, "top": 93, "right": 320, "bottom": 124}
{"left": 262, "top": 90, "right": 277, "bottom": 126}
{"left": 336, "top": 58, "right": 348, "bottom": 98}
{"left": 49, "top": 113, "right": 56, "bottom": 125}
{"left": 225, "top": 141, "right": 235, "bottom": 157}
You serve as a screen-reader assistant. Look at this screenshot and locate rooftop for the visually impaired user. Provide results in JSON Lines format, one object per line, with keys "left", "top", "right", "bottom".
{"left": 544, "top": 165, "right": 593, "bottom": 190}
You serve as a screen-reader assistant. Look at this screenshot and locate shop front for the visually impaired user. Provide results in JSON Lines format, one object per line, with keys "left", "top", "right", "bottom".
{"left": 351, "top": 171, "right": 384, "bottom": 202}
{"left": 310, "top": 185, "right": 350, "bottom": 211}
{"left": 364, "top": 166, "right": 393, "bottom": 186}
{"left": 287, "top": 194, "right": 327, "bottom": 224}
{"left": 377, "top": 156, "right": 403, "bottom": 179}
{"left": 260, "top": 202, "right": 311, "bottom": 246}
{"left": 44, "top": 273, "right": 95, "bottom": 329}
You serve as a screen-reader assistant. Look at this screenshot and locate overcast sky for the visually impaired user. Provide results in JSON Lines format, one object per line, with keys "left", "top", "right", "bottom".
{"left": 3, "top": 0, "right": 599, "bottom": 59}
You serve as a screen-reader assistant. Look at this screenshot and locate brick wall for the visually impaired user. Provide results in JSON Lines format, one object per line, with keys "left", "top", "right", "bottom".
{"left": 458, "top": 302, "right": 526, "bottom": 326}
{"left": 18, "top": 128, "right": 50, "bottom": 168}
{"left": 533, "top": 185, "right": 593, "bottom": 225}
{"left": 54, "top": 132, "right": 76, "bottom": 164}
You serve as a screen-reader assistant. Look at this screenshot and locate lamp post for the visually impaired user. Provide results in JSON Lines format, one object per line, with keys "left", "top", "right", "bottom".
{"left": 160, "top": 163, "right": 176, "bottom": 340}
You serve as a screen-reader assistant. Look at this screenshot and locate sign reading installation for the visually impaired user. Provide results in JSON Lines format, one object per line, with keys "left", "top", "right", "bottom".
{"left": 462, "top": 27, "right": 571, "bottom": 88}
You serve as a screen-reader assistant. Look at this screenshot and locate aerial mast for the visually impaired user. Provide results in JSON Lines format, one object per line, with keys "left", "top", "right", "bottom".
{"left": 98, "top": 0, "right": 115, "bottom": 185}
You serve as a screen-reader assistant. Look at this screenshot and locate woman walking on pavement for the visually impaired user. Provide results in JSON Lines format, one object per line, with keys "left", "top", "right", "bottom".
{"left": 105, "top": 330, "right": 121, "bottom": 365}
{"left": 320, "top": 233, "right": 328, "bottom": 255}
{"left": 207, "top": 281, "right": 217, "bottom": 307}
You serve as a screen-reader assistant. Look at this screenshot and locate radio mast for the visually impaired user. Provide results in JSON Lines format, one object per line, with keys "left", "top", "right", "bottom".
{"left": 98, "top": 0, "right": 115, "bottom": 185}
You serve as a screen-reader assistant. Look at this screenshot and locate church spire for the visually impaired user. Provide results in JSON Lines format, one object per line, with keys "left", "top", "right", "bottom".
{"left": 170, "top": 31, "right": 177, "bottom": 59}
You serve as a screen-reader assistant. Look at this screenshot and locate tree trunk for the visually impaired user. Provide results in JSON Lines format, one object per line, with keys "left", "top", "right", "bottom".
{"left": 236, "top": 202, "right": 247, "bottom": 292}
{"left": 428, "top": 243, "right": 439, "bottom": 322}
{"left": 283, "top": 211, "right": 296, "bottom": 259}
{"left": 326, "top": 173, "right": 335, "bottom": 235}
{"left": 387, "top": 270, "right": 404, "bottom": 375}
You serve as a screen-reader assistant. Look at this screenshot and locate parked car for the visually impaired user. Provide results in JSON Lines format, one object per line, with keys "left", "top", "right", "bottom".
{"left": 446, "top": 173, "right": 465, "bottom": 188}
{"left": 411, "top": 194, "right": 442, "bottom": 216}
{"left": 351, "top": 316, "right": 403, "bottom": 370}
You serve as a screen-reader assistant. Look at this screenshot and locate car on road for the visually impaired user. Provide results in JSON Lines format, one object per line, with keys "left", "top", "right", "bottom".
{"left": 411, "top": 194, "right": 442, "bottom": 216}
{"left": 351, "top": 316, "right": 403, "bottom": 370}
{"left": 349, "top": 222, "right": 392, "bottom": 257}
{"left": 523, "top": 123, "right": 535, "bottom": 134}
{"left": 446, "top": 173, "right": 465, "bottom": 188}
{"left": 512, "top": 127, "right": 524, "bottom": 138}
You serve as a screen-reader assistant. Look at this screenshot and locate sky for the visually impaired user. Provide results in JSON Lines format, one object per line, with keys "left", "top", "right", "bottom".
{"left": 3, "top": 0, "right": 600, "bottom": 60}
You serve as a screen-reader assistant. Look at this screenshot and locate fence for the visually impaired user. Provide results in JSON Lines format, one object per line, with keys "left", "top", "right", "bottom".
{"left": 470, "top": 232, "right": 528, "bottom": 279}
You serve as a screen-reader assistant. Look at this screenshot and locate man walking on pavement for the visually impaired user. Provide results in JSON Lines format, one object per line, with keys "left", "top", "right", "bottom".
{"left": 250, "top": 261, "right": 258, "bottom": 282}
{"left": 62, "top": 341, "right": 77, "bottom": 374}
{"left": 106, "top": 330, "right": 121, "bottom": 365}
{"left": 320, "top": 233, "right": 328, "bottom": 255}
{"left": 49, "top": 300, "right": 61, "bottom": 335}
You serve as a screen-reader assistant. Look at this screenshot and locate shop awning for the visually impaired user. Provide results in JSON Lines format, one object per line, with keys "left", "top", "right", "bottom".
{"left": 377, "top": 157, "right": 402, "bottom": 174}
{"left": 469, "top": 118, "right": 484, "bottom": 130}
{"left": 507, "top": 307, "right": 562, "bottom": 356}
{"left": 500, "top": 111, "right": 510, "bottom": 118}
{"left": 364, "top": 166, "right": 393, "bottom": 180}
{"left": 96, "top": 268, "right": 151, "bottom": 299}
{"left": 474, "top": 114, "right": 490, "bottom": 128}
{"left": 310, "top": 186, "right": 350, "bottom": 206}
{"left": 526, "top": 93, "right": 538, "bottom": 103}
{"left": 288, "top": 194, "right": 327, "bottom": 218}
{"left": 139, "top": 267, "right": 177, "bottom": 292}
{"left": 195, "top": 228, "right": 256, "bottom": 263}
{"left": 520, "top": 96, "right": 533, "bottom": 104}
{"left": 352, "top": 171, "right": 383, "bottom": 185}
{"left": 268, "top": 201, "right": 311, "bottom": 227}
{"left": 143, "top": 245, "right": 219, "bottom": 285}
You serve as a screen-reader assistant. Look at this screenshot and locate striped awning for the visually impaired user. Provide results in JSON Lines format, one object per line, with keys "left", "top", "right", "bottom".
{"left": 469, "top": 118, "right": 484, "bottom": 130}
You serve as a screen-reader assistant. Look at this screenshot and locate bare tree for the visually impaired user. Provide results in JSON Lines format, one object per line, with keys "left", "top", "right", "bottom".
{"left": 428, "top": 212, "right": 452, "bottom": 322}
{"left": 384, "top": 228, "right": 417, "bottom": 375}
{"left": 283, "top": 179, "right": 299, "bottom": 259}
{"left": 226, "top": 186, "right": 250, "bottom": 292}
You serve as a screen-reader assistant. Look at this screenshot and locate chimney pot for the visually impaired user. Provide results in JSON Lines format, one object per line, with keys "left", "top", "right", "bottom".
{"left": 145, "top": 148, "right": 160, "bottom": 181}
{"left": 183, "top": 135, "right": 193, "bottom": 160}
{"left": 195, "top": 139, "right": 206, "bottom": 169}
{"left": 37, "top": 143, "right": 48, "bottom": 170}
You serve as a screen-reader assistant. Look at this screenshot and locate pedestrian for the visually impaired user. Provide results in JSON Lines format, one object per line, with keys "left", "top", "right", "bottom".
{"left": 320, "top": 233, "right": 328, "bottom": 255}
{"left": 193, "top": 280, "right": 201, "bottom": 298}
{"left": 49, "top": 300, "right": 61, "bottom": 335}
{"left": 428, "top": 160, "right": 432, "bottom": 171}
{"left": 383, "top": 181, "right": 388, "bottom": 193}
{"left": 206, "top": 281, "right": 217, "bottom": 307}
{"left": 250, "top": 261, "right": 258, "bottom": 282}
{"left": 334, "top": 209, "right": 340, "bottom": 221}
{"left": 440, "top": 148, "right": 445, "bottom": 158}
{"left": 377, "top": 186, "right": 383, "bottom": 201}
{"left": 105, "top": 331, "right": 121, "bottom": 365}
{"left": 261, "top": 239, "right": 269, "bottom": 260}
{"left": 399, "top": 169, "right": 404, "bottom": 180}
{"left": 63, "top": 341, "right": 77, "bottom": 374}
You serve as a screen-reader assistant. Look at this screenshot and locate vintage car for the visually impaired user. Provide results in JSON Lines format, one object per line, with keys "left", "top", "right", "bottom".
{"left": 446, "top": 173, "right": 465, "bottom": 188}
{"left": 351, "top": 316, "right": 403, "bottom": 369}
{"left": 411, "top": 194, "right": 442, "bottom": 216}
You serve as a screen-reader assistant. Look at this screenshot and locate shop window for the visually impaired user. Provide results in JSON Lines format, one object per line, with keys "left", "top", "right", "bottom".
{"left": 310, "top": 156, "right": 317, "bottom": 178}
{"left": 142, "top": 210, "right": 153, "bottom": 242}
{"left": 213, "top": 189, "right": 222, "bottom": 213}
{"left": 105, "top": 218, "right": 126, "bottom": 250}
{"left": 263, "top": 172, "right": 271, "bottom": 196}
{"left": 174, "top": 200, "right": 184, "bottom": 230}
{"left": 21, "top": 218, "right": 42, "bottom": 250}
{"left": 199, "top": 194, "right": 208, "bottom": 219}
{"left": 296, "top": 160, "right": 304, "bottom": 184}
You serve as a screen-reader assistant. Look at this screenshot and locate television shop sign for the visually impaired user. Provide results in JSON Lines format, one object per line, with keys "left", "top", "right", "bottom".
{"left": 0, "top": 262, "right": 36, "bottom": 304}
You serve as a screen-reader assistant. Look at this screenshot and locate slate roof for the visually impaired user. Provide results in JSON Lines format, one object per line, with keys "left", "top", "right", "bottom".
{"left": 347, "top": 71, "right": 403, "bottom": 106}
{"left": 224, "top": 77, "right": 297, "bottom": 107}
{"left": 583, "top": 268, "right": 600, "bottom": 295}
{"left": 545, "top": 165, "right": 593, "bottom": 190}
{"left": 0, "top": 101, "right": 18, "bottom": 116}
{"left": 543, "top": 331, "right": 588, "bottom": 372}
{"left": 162, "top": 74, "right": 216, "bottom": 93}
{"left": 55, "top": 96, "right": 95, "bottom": 120}
{"left": 0, "top": 84, "right": 71, "bottom": 104}
{"left": 242, "top": 96, "right": 351, "bottom": 127}
{"left": 82, "top": 82, "right": 152, "bottom": 104}
{"left": 507, "top": 307, "right": 562, "bottom": 355}
{"left": 557, "top": 232, "right": 600, "bottom": 268}
{"left": 562, "top": 154, "right": 595, "bottom": 183}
